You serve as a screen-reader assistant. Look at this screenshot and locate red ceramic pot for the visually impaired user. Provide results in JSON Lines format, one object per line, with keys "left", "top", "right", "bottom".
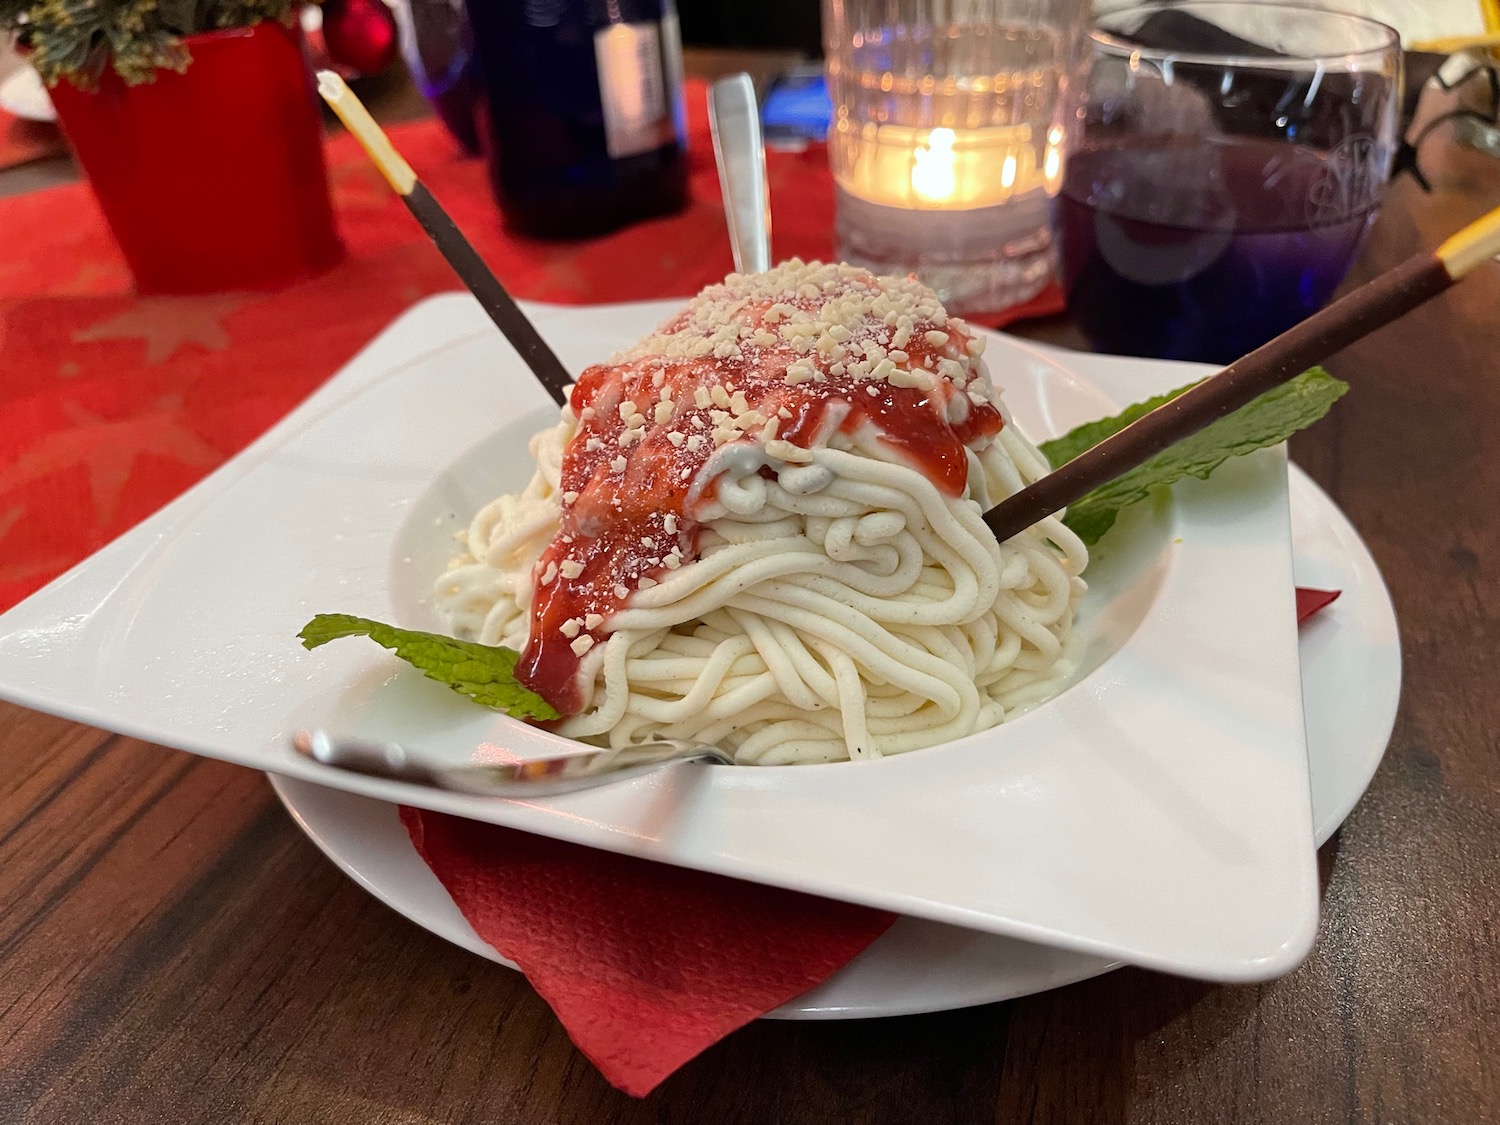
{"left": 49, "top": 20, "right": 344, "bottom": 294}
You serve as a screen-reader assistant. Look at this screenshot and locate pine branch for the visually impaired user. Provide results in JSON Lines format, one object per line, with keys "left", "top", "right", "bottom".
{"left": 3, "top": 0, "right": 301, "bottom": 86}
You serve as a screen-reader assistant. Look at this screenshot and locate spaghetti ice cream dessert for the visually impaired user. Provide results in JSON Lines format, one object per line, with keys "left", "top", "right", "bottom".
{"left": 435, "top": 261, "right": 1088, "bottom": 764}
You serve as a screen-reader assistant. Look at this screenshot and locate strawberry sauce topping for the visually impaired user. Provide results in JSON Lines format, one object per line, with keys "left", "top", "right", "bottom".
{"left": 514, "top": 263, "right": 1003, "bottom": 714}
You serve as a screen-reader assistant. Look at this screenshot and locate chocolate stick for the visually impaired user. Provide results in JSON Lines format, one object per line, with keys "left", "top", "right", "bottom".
{"left": 983, "top": 205, "right": 1500, "bottom": 543}
{"left": 316, "top": 71, "right": 573, "bottom": 407}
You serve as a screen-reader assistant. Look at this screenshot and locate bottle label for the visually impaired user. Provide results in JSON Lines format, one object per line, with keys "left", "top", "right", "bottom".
{"left": 593, "top": 21, "right": 676, "bottom": 159}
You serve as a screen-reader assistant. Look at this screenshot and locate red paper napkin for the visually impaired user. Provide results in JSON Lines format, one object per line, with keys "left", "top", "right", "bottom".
{"left": 400, "top": 806, "right": 895, "bottom": 1095}
{"left": 1296, "top": 586, "right": 1341, "bottom": 622}
{"left": 401, "top": 586, "right": 1342, "bottom": 1096}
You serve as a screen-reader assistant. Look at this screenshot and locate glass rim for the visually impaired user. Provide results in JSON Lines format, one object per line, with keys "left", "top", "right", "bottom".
{"left": 1091, "top": 2, "right": 1401, "bottom": 70}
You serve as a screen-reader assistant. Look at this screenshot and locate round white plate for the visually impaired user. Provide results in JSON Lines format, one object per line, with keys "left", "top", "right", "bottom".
{"left": 0, "top": 65, "right": 56, "bottom": 123}
{"left": 269, "top": 464, "right": 1399, "bottom": 1020}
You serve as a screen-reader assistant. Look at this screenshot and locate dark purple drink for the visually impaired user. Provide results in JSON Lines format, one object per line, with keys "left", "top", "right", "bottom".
{"left": 1055, "top": 137, "right": 1377, "bottom": 364}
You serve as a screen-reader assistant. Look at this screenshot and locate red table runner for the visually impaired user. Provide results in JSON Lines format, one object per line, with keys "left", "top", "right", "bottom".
{"left": 0, "top": 82, "right": 1062, "bottom": 612}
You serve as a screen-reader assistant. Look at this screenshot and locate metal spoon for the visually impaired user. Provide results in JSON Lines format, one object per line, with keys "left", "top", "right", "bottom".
{"left": 291, "top": 730, "right": 735, "bottom": 798}
{"left": 707, "top": 72, "right": 773, "bottom": 273}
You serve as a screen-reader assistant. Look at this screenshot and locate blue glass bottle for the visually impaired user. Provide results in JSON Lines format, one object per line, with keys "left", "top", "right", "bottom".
{"left": 464, "top": 0, "right": 689, "bottom": 238}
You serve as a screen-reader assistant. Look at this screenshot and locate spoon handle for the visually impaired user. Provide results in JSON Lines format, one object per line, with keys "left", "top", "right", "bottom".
{"left": 292, "top": 731, "right": 734, "bottom": 798}
{"left": 708, "top": 73, "right": 773, "bottom": 274}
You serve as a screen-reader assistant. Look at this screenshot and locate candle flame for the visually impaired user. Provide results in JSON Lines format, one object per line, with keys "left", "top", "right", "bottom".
{"left": 835, "top": 119, "right": 1057, "bottom": 209}
{"left": 1043, "top": 124, "right": 1064, "bottom": 193}
{"left": 911, "top": 128, "right": 958, "bottom": 203}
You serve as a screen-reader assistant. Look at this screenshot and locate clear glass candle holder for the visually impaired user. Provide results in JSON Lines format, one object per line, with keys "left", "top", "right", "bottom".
{"left": 824, "top": 0, "right": 1091, "bottom": 316}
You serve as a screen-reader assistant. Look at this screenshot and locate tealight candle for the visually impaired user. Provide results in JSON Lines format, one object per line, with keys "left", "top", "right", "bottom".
{"left": 835, "top": 122, "right": 1064, "bottom": 210}
{"left": 824, "top": 0, "right": 1088, "bottom": 315}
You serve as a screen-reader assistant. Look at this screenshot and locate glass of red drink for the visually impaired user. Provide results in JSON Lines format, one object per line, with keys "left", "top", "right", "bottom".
{"left": 1054, "top": 2, "right": 1401, "bottom": 363}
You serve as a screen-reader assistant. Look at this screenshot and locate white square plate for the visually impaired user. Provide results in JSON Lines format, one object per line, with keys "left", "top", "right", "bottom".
{"left": 0, "top": 294, "right": 1318, "bottom": 981}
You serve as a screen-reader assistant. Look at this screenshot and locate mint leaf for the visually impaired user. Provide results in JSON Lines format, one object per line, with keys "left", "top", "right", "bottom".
{"left": 1039, "top": 367, "right": 1348, "bottom": 546}
{"left": 299, "top": 614, "right": 560, "bottom": 721}
{"left": 1038, "top": 382, "right": 1195, "bottom": 469}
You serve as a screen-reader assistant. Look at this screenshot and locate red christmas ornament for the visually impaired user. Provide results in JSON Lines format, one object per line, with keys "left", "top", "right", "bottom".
{"left": 321, "top": 0, "right": 399, "bottom": 76}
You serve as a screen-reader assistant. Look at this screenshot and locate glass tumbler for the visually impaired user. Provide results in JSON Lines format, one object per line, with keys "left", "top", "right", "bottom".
{"left": 1055, "top": 2, "right": 1401, "bottom": 363}
{"left": 824, "top": 0, "right": 1092, "bottom": 316}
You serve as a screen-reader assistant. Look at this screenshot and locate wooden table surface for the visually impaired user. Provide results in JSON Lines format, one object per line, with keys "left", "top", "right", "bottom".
{"left": 4, "top": 78, "right": 1500, "bottom": 1125}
